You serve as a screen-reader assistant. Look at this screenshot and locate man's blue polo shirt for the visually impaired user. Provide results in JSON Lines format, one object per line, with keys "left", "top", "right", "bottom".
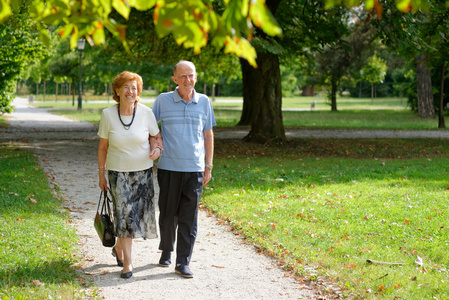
{"left": 152, "top": 88, "right": 216, "bottom": 172}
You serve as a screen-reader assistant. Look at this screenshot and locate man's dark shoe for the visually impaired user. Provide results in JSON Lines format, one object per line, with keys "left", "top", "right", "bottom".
{"left": 158, "top": 251, "right": 171, "bottom": 267}
{"left": 175, "top": 264, "right": 194, "bottom": 278}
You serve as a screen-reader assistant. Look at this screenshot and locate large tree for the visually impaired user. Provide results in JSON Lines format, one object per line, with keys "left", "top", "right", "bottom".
{"left": 238, "top": 0, "right": 351, "bottom": 141}
{"left": 0, "top": 5, "right": 46, "bottom": 113}
{"left": 314, "top": 14, "right": 377, "bottom": 111}
{"left": 372, "top": 1, "right": 449, "bottom": 120}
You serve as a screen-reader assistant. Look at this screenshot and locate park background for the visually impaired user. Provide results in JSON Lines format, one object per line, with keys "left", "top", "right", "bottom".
{"left": 1, "top": 0, "right": 449, "bottom": 299}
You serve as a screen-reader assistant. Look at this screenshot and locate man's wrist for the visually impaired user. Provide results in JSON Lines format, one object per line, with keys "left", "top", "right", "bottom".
{"left": 205, "top": 164, "right": 213, "bottom": 170}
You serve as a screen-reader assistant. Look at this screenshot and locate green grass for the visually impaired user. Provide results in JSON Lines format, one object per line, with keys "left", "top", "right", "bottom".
{"left": 203, "top": 139, "right": 449, "bottom": 299}
{"left": 38, "top": 105, "right": 446, "bottom": 130}
{"left": 0, "top": 145, "right": 97, "bottom": 299}
{"left": 30, "top": 95, "right": 406, "bottom": 109}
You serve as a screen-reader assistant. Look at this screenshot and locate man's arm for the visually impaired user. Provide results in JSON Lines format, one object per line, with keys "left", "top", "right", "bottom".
{"left": 203, "top": 129, "right": 214, "bottom": 186}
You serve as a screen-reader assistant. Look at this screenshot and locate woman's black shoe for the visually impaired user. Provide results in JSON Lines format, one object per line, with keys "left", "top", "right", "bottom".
{"left": 112, "top": 247, "right": 124, "bottom": 267}
{"left": 120, "top": 271, "right": 133, "bottom": 279}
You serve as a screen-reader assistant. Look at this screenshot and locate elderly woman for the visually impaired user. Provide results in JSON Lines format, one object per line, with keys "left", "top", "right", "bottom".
{"left": 97, "top": 71, "right": 162, "bottom": 279}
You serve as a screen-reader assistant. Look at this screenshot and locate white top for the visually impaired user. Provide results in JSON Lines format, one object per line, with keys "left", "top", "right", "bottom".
{"left": 98, "top": 103, "right": 160, "bottom": 172}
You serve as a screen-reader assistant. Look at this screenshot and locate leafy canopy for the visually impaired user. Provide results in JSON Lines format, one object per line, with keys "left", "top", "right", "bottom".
{"left": 2, "top": 0, "right": 282, "bottom": 67}
{"left": 0, "top": 0, "right": 434, "bottom": 68}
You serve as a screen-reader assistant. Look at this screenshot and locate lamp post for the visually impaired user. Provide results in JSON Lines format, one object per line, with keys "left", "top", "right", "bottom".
{"left": 77, "top": 39, "right": 86, "bottom": 110}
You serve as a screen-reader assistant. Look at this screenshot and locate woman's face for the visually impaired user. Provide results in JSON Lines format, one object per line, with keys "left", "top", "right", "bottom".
{"left": 117, "top": 80, "right": 138, "bottom": 104}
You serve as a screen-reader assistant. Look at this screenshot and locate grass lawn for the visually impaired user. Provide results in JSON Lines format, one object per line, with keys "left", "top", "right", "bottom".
{"left": 29, "top": 96, "right": 445, "bottom": 130}
{"left": 0, "top": 145, "right": 97, "bottom": 299}
{"left": 204, "top": 139, "right": 449, "bottom": 299}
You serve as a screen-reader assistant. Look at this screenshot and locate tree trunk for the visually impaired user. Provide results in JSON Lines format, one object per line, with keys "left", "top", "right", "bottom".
{"left": 43, "top": 80, "right": 46, "bottom": 102}
{"left": 438, "top": 61, "right": 446, "bottom": 128}
{"left": 55, "top": 82, "right": 58, "bottom": 102}
{"left": 239, "top": 53, "right": 286, "bottom": 143}
{"left": 330, "top": 78, "right": 337, "bottom": 111}
{"left": 238, "top": 58, "right": 254, "bottom": 126}
{"left": 71, "top": 81, "right": 75, "bottom": 106}
{"left": 371, "top": 83, "right": 374, "bottom": 104}
{"left": 416, "top": 54, "right": 435, "bottom": 118}
{"left": 302, "top": 86, "right": 315, "bottom": 96}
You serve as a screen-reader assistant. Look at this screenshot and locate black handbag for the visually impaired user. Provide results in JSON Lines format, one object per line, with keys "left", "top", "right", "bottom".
{"left": 94, "top": 191, "right": 116, "bottom": 247}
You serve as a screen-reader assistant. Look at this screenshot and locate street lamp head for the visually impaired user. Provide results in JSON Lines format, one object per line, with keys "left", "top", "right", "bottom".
{"left": 77, "top": 39, "right": 86, "bottom": 51}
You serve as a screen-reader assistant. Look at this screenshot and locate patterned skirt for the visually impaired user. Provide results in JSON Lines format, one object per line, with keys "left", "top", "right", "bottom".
{"left": 108, "top": 168, "right": 158, "bottom": 239}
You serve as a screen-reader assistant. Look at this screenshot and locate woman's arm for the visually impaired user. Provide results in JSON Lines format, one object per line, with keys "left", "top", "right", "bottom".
{"left": 98, "top": 137, "right": 109, "bottom": 191}
{"left": 149, "top": 132, "right": 163, "bottom": 161}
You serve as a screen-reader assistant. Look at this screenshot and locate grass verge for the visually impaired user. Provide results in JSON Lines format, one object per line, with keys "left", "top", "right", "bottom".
{"left": 202, "top": 139, "right": 449, "bottom": 299}
{"left": 0, "top": 145, "right": 97, "bottom": 299}
{"left": 32, "top": 105, "right": 446, "bottom": 130}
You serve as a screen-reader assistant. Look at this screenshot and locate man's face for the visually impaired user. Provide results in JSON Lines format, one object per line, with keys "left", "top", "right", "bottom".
{"left": 172, "top": 63, "right": 197, "bottom": 96}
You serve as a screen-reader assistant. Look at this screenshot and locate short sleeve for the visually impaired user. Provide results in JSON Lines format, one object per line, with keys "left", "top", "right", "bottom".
{"left": 152, "top": 97, "right": 161, "bottom": 122}
{"left": 97, "top": 110, "right": 110, "bottom": 139}
{"left": 203, "top": 98, "right": 216, "bottom": 131}
{"left": 147, "top": 108, "right": 160, "bottom": 136}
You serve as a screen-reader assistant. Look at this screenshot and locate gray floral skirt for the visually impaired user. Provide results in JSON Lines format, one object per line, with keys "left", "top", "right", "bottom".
{"left": 108, "top": 168, "right": 157, "bottom": 240}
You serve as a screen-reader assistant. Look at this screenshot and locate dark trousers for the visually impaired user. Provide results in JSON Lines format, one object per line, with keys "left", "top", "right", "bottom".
{"left": 157, "top": 169, "right": 203, "bottom": 266}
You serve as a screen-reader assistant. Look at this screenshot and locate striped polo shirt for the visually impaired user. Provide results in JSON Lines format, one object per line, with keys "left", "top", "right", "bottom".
{"left": 152, "top": 88, "right": 216, "bottom": 172}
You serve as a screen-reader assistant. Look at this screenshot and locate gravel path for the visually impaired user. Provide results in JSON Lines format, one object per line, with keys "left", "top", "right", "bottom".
{"left": 1, "top": 98, "right": 330, "bottom": 300}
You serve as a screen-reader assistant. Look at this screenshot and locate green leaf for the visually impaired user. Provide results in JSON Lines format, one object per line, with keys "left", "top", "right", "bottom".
{"left": 92, "top": 25, "right": 106, "bottom": 44}
{"left": 69, "top": 28, "right": 79, "bottom": 49}
{"left": 131, "top": 0, "right": 157, "bottom": 10}
{"left": 364, "top": 0, "right": 374, "bottom": 10}
{"left": 0, "top": 0, "right": 12, "bottom": 22}
{"left": 112, "top": 0, "right": 131, "bottom": 20}
{"left": 249, "top": 0, "right": 282, "bottom": 37}
{"left": 38, "top": 28, "right": 51, "bottom": 47}
{"left": 57, "top": 24, "right": 74, "bottom": 39}
{"left": 224, "top": 37, "right": 257, "bottom": 68}
{"left": 222, "top": 0, "right": 245, "bottom": 34}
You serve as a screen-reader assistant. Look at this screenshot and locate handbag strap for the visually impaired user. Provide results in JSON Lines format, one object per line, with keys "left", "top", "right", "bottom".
{"left": 98, "top": 191, "right": 113, "bottom": 217}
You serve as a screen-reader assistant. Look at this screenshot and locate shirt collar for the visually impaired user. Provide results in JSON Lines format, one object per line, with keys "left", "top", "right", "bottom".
{"left": 174, "top": 87, "right": 198, "bottom": 104}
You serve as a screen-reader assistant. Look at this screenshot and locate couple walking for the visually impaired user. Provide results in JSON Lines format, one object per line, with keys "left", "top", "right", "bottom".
{"left": 97, "top": 60, "right": 216, "bottom": 279}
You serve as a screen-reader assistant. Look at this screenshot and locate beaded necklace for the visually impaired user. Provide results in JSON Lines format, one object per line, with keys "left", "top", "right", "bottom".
{"left": 117, "top": 103, "right": 136, "bottom": 130}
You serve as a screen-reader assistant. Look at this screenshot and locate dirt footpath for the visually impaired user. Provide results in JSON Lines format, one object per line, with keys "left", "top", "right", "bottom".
{"left": 1, "top": 98, "right": 327, "bottom": 299}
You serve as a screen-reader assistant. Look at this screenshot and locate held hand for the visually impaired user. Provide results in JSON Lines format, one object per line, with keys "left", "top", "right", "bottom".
{"left": 149, "top": 147, "right": 162, "bottom": 160}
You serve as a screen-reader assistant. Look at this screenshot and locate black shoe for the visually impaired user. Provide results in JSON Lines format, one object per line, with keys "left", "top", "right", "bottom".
{"left": 120, "top": 271, "right": 133, "bottom": 279}
{"left": 158, "top": 251, "right": 171, "bottom": 267}
{"left": 112, "top": 247, "right": 124, "bottom": 267}
{"left": 175, "top": 264, "right": 194, "bottom": 278}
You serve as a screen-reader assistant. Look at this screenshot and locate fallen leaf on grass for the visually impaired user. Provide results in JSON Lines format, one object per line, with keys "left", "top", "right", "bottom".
{"left": 32, "top": 280, "right": 44, "bottom": 287}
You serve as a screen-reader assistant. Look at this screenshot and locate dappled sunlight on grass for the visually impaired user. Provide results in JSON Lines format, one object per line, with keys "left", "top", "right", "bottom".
{"left": 202, "top": 139, "right": 449, "bottom": 299}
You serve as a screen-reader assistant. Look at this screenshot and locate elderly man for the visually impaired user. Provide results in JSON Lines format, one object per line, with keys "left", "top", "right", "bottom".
{"left": 152, "top": 60, "right": 216, "bottom": 278}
